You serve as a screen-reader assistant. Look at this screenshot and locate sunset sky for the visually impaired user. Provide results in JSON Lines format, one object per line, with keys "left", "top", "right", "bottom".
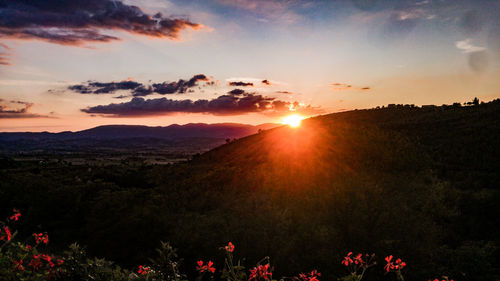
{"left": 1, "top": 0, "right": 499, "bottom": 132}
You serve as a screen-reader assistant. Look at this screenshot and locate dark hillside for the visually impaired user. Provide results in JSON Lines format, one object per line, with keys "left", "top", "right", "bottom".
{"left": 1, "top": 100, "right": 498, "bottom": 281}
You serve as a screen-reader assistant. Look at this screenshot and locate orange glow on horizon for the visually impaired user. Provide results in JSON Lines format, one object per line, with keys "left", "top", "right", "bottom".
{"left": 281, "top": 114, "right": 304, "bottom": 128}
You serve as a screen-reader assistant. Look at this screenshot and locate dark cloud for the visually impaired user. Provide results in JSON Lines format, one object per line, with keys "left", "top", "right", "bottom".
{"left": 331, "top": 83, "right": 371, "bottom": 91}
{"left": 132, "top": 86, "right": 154, "bottom": 97}
{"left": 227, "top": 89, "right": 246, "bottom": 96}
{"left": 113, "top": 95, "right": 130, "bottom": 99}
{"left": 261, "top": 79, "right": 271, "bottom": 85}
{"left": 0, "top": 0, "right": 202, "bottom": 46}
{"left": 66, "top": 74, "right": 209, "bottom": 96}
{"left": 151, "top": 74, "right": 209, "bottom": 95}
{"left": 228, "top": 81, "right": 254, "bottom": 87}
{"left": 331, "top": 83, "right": 353, "bottom": 90}
{"left": 71, "top": 80, "right": 142, "bottom": 94}
{"left": 0, "top": 99, "right": 50, "bottom": 118}
{"left": 81, "top": 89, "right": 321, "bottom": 117}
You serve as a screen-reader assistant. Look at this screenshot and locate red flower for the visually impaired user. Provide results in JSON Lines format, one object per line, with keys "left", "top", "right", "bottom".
{"left": 197, "top": 260, "right": 216, "bottom": 273}
{"left": 29, "top": 255, "right": 43, "bottom": 271}
{"left": 354, "top": 254, "right": 364, "bottom": 265}
{"left": 13, "top": 259, "right": 24, "bottom": 271}
{"left": 10, "top": 209, "right": 21, "bottom": 221}
{"left": 225, "top": 242, "right": 235, "bottom": 253}
{"left": 249, "top": 264, "right": 272, "bottom": 281}
{"left": 138, "top": 265, "right": 151, "bottom": 275}
{"left": 384, "top": 255, "right": 393, "bottom": 272}
{"left": 385, "top": 255, "right": 406, "bottom": 272}
{"left": 33, "top": 233, "right": 49, "bottom": 244}
{"left": 0, "top": 226, "right": 12, "bottom": 241}
{"left": 24, "top": 244, "right": 33, "bottom": 252}
{"left": 297, "top": 270, "right": 321, "bottom": 281}
{"left": 394, "top": 258, "right": 406, "bottom": 270}
{"left": 309, "top": 270, "right": 321, "bottom": 277}
{"left": 41, "top": 254, "right": 55, "bottom": 268}
{"left": 341, "top": 252, "right": 353, "bottom": 266}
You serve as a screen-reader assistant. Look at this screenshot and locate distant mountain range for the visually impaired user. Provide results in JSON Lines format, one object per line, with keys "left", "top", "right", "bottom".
{"left": 0, "top": 123, "right": 279, "bottom": 141}
{"left": 0, "top": 123, "right": 280, "bottom": 155}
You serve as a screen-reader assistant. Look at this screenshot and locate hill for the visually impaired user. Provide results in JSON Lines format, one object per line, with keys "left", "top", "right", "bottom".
{"left": 0, "top": 100, "right": 499, "bottom": 281}
{"left": 0, "top": 123, "right": 277, "bottom": 141}
{"left": 0, "top": 123, "right": 278, "bottom": 162}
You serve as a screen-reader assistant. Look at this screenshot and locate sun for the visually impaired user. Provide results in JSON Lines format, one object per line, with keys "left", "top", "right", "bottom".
{"left": 281, "top": 114, "right": 304, "bottom": 128}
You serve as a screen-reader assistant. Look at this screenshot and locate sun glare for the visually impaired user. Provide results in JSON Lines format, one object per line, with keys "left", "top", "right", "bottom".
{"left": 281, "top": 114, "right": 304, "bottom": 128}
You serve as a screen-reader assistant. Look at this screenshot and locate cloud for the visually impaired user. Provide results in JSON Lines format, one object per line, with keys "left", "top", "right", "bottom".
{"left": 275, "top": 91, "right": 292, "bottom": 94}
{"left": 68, "top": 80, "right": 142, "bottom": 94}
{"left": 0, "top": 99, "right": 51, "bottom": 119}
{"left": 81, "top": 89, "right": 321, "bottom": 117}
{"left": 261, "top": 79, "right": 271, "bottom": 85}
{"left": 215, "top": 0, "right": 302, "bottom": 23}
{"left": 455, "top": 39, "right": 486, "bottom": 53}
{"left": 151, "top": 74, "right": 209, "bottom": 95}
{"left": 0, "top": 54, "right": 9, "bottom": 65}
{"left": 0, "top": 43, "right": 11, "bottom": 65}
{"left": 0, "top": 0, "right": 203, "bottom": 46}
{"left": 66, "top": 74, "right": 210, "bottom": 96}
{"left": 331, "top": 83, "right": 371, "bottom": 91}
{"left": 375, "top": 1, "right": 438, "bottom": 40}
{"left": 228, "top": 81, "right": 254, "bottom": 87}
{"left": 228, "top": 89, "right": 246, "bottom": 96}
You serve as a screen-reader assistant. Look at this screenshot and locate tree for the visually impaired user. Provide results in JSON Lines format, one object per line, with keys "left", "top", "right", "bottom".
{"left": 473, "top": 97, "right": 479, "bottom": 106}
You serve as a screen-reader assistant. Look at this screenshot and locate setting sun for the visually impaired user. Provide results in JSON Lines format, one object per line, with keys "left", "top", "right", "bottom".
{"left": 281, "top": 114, "right": 304, "bottom": 128}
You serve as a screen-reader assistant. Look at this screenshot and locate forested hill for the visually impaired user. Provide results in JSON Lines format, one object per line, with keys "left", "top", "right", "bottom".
{"left": 1, "top": 99, "right": 499, "bottom": 281}
{"left": 196, "top": 99, "right": 499, "bottom": 192}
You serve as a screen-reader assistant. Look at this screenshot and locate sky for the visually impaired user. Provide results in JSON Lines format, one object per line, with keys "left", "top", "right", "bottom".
{"left": 0, "top": 0, "right": 499, "bottom": 132}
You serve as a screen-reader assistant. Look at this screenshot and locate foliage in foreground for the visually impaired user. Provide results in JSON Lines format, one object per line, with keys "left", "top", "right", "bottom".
{"left": 1, "top": 210, "right": 457, "bottom": 281}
